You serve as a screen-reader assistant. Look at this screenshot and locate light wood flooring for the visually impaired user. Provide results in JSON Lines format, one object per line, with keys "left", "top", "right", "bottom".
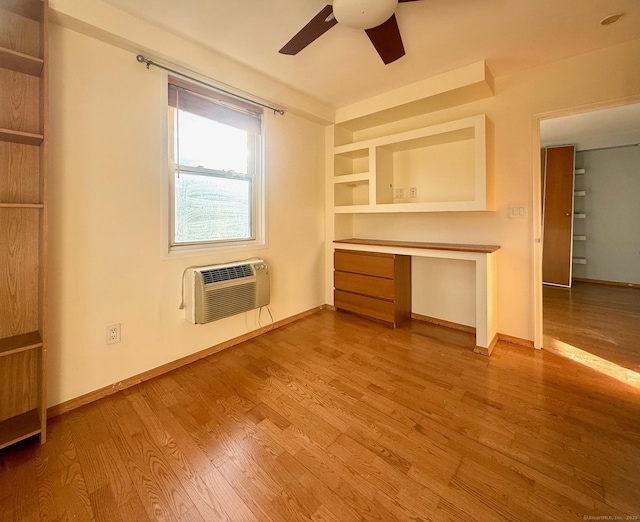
{"left": 544, "top": 280, "right": 640, "bottom": 372}
{"left": 1, "top": 309, "right": 639, "bottom": 521}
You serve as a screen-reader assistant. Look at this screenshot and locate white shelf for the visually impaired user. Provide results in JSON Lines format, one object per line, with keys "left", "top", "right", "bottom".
{"left": 334, "top": 178, "right": 370, "bottom": 207}
{"left": 334, "top": 146, "right": 369, "bottom": 177}
{"left": 333, "top": 204, "right": 373, "bottom": 213}
{"left": 333, "top": 172, "right": 370, "bottom": 185}
{"left": 334, "top": 142, "right": 369, "bottom": 155}
{"left": 573, "top": 165, "right": 586, "bottom": 267}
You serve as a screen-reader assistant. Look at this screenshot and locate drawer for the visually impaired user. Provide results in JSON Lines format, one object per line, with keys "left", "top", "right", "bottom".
{"left": 334, "top": 250, "right": 395, "bottom": 278}
{"left": 334, "top": 271, "right": 395, "bottom": 300}
{"left": 334, "top": 290, "right": 396, "bottom": 324}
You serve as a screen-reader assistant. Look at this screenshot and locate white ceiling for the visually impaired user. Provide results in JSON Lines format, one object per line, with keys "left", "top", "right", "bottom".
{"left": 101, "top": 0, "right": 640, "bottom": 108}
{"left": 541, "top": 102, "right": 640, "bottom": 151}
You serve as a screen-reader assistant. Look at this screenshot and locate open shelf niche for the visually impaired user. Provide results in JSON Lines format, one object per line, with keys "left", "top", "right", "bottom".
{"left": 332, "top": 114, "right": 493, "bottom": 213}
{"left": 572, "top": 167, "right": 587, "bottom": 266}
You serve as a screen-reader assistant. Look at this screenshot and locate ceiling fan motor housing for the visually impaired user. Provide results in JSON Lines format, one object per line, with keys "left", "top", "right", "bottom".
{"left": 333, "top": 0, "right": 399, "bottom": 29}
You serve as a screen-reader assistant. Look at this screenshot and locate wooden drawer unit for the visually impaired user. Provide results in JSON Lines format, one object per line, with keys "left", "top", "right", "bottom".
{"left": 334, "top": 249, "right": 411, "bottom": 327}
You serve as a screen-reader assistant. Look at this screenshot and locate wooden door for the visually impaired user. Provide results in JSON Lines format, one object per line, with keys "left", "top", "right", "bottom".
{"left": 542, "top": 146, "right": 575, "bottom": 286}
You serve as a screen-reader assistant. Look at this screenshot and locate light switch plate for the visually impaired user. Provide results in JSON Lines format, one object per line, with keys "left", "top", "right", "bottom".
{"left": 508, "top": 205, "right": 526, "bottom": 218}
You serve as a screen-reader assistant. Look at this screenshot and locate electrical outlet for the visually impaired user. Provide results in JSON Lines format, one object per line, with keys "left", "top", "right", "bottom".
{"left": 394, "top": 187, "right": 404, "bottom": 199}
{"left": 409, "top": 187, "right": 417, "bottom": 198}
{"left": 106, "top": 323, "right": 121, "bottom": 345}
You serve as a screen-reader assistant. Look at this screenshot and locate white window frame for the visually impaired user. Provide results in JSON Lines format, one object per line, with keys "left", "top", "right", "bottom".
{"left": 163, "top": 78, "right": 267, "bottom": 258}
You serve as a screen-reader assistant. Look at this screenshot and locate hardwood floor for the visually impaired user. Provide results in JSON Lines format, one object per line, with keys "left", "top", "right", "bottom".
{"left": 544, "top": 280, "right": 640, "bottom": 372}
{"left": 1, "top": 309, "right": 639, "bottom": 521}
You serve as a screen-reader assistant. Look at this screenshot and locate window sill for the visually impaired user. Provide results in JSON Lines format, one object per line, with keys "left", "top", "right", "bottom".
{"left": 162, "top": 238, "right": 267, "bottom": 260}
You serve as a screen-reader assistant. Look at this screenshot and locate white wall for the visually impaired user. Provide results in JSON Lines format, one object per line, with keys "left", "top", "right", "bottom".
{"left": 329, "top": 39, "right": 640, "bottom": 341}
{"left": 392, "top": 139, "right": 476, "bottom": 203}
{"left": 573, "top": 146, "right": 640, "bottom": 284}
{"left": 47, "top": 24, "right": 326, "bottom": 406}
{"left": 411, "top": 258, "right": 476, "bottom": 327}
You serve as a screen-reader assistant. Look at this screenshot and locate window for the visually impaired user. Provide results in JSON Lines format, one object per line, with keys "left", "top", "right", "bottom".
{"left": 168, "top": 77, "right": 264, "bottom": 253}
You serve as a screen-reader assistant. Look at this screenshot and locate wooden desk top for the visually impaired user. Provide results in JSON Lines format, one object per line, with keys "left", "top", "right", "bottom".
{"left": 334, "top": 238, "right": 500, "bottom": 254}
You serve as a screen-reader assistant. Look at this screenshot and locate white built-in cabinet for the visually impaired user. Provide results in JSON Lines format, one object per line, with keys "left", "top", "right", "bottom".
{"left": 572, "top": 168, "right": 587, "bottom": 265}
{"left": 328, "top": 62, "right": 495, "bottom": 221}
{"left": 332, "top": 114, "right": 491, "bottom": 212}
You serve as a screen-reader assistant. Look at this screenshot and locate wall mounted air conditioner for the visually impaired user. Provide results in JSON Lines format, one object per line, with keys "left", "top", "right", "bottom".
{"left": 184, "top": 259, "right": 270, "bottom": 324}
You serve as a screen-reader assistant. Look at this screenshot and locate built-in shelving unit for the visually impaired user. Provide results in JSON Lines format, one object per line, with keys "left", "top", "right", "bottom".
{"left": 332, "top": 114, "right": 492, "bottom": 213}
{"left": 329, "top": 61, "right": 494, "bottom": 218}
{"left": 326, "top": 62, "right": 498, "bottom": 351}
{"left": 572, "top": 168, "right": 587, "bottom": 267}
{"left": 0, "top": 0, "right": 48, "bottom": 450}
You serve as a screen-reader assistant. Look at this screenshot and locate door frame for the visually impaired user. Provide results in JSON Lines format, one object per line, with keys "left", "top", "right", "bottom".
{"left": 532, "top": 96, "right": 640, "bottom": 350}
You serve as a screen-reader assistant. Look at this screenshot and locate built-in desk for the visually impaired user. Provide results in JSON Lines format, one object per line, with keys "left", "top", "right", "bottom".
{"left": 334, "top": 238, "right": 500, "bottom": 355}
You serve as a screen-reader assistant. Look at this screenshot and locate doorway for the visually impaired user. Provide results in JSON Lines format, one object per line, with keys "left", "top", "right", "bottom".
{"left": 537, "top": 102, "right": 640, "bottom": 377}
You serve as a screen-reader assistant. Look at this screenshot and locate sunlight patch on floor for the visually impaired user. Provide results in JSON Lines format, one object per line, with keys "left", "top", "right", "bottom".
{"left": 543, "top": 336, "right": 640, "bottom": 389}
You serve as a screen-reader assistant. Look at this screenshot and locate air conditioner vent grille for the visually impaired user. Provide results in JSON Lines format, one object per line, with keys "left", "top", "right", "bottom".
{"left": 204, "top": 282, "right": 256, "bottom": 323}
{"left": 185, "top": 259, "right": 269, "bottom": 324}
{"left": 201, "top": 264, "right": 253, "bottom": 284}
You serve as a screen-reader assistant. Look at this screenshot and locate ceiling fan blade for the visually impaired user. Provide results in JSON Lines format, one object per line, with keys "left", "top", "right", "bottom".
{"left": 279, "top": 5, "right": 338, "bottom": 55}
{"left": 398, "top": 0, "right": 422, "bottom": 2}
{"left": 365, "top": 14, "right": 405, "bottom": 64}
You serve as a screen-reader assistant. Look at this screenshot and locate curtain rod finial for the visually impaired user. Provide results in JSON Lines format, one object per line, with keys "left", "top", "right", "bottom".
{"left": 136, "top": 55, "right": 151, "bottom": 69}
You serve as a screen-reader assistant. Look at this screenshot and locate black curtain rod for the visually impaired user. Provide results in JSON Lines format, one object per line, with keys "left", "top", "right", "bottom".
{"left": 136, "top": 54, "right": 285, "bottom": 115}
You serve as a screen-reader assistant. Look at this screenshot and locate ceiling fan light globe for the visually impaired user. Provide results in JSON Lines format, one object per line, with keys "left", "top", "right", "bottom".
{"left": 333, "top": 0, "right": 398, "bottom": 30}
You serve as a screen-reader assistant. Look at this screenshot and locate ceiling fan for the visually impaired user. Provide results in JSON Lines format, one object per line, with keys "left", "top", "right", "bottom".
{"left": 279, "top": 0, "right": 422, "bottom": 65}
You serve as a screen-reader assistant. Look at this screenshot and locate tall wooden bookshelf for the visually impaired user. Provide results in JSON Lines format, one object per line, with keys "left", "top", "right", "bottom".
{"left": 0, "top": 0, "right": 48, "bottom": 449}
